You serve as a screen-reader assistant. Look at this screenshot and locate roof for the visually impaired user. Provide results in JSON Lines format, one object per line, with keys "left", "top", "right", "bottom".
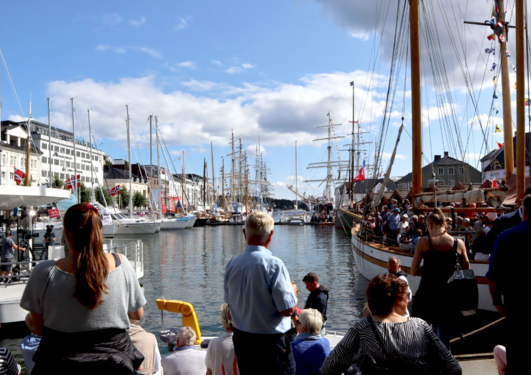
{"left": 395, "top": 154, "right": 480, "bottom": 184}
{"left": 104, "top": 166, "right": 142, "bottom": 181}
{"left": 334, "top": 178, "right": 397, "bottom": 195}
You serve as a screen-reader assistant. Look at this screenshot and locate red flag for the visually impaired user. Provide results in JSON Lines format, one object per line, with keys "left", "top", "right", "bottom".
{"left": 497, "top": 142, "right": 504, "bottom": 149}
{"left": 48, "top": 208, "right": 60, "bottom": 218}
{"left": 110, "top": 185, "right": 121, "bottom": 196}
{"left": 353, "top": 160, "right": 366, "bottom": 182}
{"left": 14, "top": 167, "right": 26, "bottom": 185}
{"left": 487, "top": 33, "right": 496, "bottom": 41}
{"left": 65, "top": 175, "right": 81, "bottom": 189}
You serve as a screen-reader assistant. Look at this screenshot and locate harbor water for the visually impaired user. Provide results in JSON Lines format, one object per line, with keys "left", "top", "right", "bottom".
{"left": 139, "top": 225, "right": 368, "bottom": 353}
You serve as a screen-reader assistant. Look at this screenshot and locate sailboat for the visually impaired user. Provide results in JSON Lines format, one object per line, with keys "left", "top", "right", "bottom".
{"left": 114, "top": 106, "right": 160, "bottom": 235}
{"left": 344, "top": 0, "right": 525, "bottom": 314}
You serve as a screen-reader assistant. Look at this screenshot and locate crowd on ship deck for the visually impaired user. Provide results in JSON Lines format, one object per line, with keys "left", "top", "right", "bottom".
{"left": 2, "top": 191, "right": 530, "bottom": 374}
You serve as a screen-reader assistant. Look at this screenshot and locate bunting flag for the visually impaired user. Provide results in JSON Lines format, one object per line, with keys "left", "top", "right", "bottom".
{"left": 493, "top": 91, "right": 499, "bottom": 99}
{"left": 65, "top": 175, "right": 81, "bottom": 189}
{"left": 14, "top": 167, "right": 26, "bottom": 186}
{"left": 493, "top": 107, "right": 499, "bottom": 115}
{"left": 492, "top": 76, "right": 498, "bottom": 84}
{"left": 490, "top": 2, "right": 506, "bottom": 43}
{"left": 485, "top": 48, "right": 495, "bottom": 55}
{"left": 497, "top": 142, "right": 504, "bottom": 149}
{"left": 512, "top": 65, "right": 516, "bottom": 72}
{"left": 525, "top": 98, "right": 531, "bottom": 107}
{"left": 110, "top": 185, "right": 121, "bottom": 196}
{"left": 353, "top": 159, "right": 366, "bottom": 182}
{"left": 495, "top": 124, "right": 502, "bottom": 133}
{"left": 506, "top": 49, "right": 511, "bottom": 57}
{"left": 490, "top": 63, "right": 497, "bottom": 71}
{"left": 487, "top": 33, "right": 496, "bottom": 41}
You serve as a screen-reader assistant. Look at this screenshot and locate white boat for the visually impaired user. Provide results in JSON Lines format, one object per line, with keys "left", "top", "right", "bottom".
{"left": 160, "top": 218, "right": 187, "bottom": 230}
{"left": 279, "top": 209, "right": 309, "bottom": 223}
{"left": 180, "top": 214, "right": 196, "bottom": 228}
{"left": 111, "top": 211, "right": 161, "bottom": 235}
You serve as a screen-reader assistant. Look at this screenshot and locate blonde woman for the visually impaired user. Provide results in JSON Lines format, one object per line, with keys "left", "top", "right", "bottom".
{"left": 411, "top": 208, "right": 470, "bottom": 349}
{"left": 292, "top": 309, "right": 330, "bottom": 375}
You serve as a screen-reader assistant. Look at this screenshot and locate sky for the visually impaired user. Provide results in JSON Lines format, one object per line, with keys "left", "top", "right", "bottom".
{"left": 0, "top": 0, "right": 524, "bottom": 200}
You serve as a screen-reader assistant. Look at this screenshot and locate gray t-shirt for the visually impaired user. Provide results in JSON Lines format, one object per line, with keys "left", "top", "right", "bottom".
{"left": 20, "top": 256, "right": 146, "bottom": 333}
{"left": 2, "top": 237, "right": 15, "bottom": 259}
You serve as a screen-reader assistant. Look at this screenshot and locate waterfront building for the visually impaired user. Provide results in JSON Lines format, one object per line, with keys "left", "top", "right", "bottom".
{"left": 104, "top": 161, "right": 148, "bottom": 208}
{"left": 395, "top": 151, "right": 482, "bottom": 191}
{"left": 1, "top": 120, "right": 106, "bottom": 187}
{"left": 0, "top": 123, "right": 42, "bottom": 186}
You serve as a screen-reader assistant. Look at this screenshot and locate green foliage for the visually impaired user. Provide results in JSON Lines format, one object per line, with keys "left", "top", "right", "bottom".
{"left": 52, "top": 174, "right": 64, "bottom": 188}
{"left": 119, "top": 186, "right": 130, "bottom": 209}
{"left": 79, "top": 183, "right": 92, "bottom": 203}
{"left": 95, "top": 187, "right": 112, "bottom": 206}
{"left": 133, "top": 191, "right": 146, "bottom": 208}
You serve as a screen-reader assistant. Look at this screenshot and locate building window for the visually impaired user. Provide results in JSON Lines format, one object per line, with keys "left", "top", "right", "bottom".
{"left": 95, "top": 166, "right": 98, "bottom": 172}
{"left": 1, "top": 172, "right": 5, "bottom": 181}
{"left": 438, "top": 167, "right": 444, "bottom": 175}
{"left": 42, "top": 156, "right": 47, "bottom": 164}
{"left": 60, "top": 147, "right": 65, "bottom": 154}
{"left": 448, "top": 167, "right": 454, "bottom": 175}
{"left": 10, "top": 172, "right": 14, "bottom": 179}
{"left": 31, "top": 159, "right": 37, "bottom": 169}
{"left": 55, "top": 145, "right": 60, "bottom": 152}
{"left": 42, "top": 170, "right": 47, "bottom": 177}
{"left": 76, "top": 151, "right": 80, "bottom": 157}
{"left": 2, "top": 154, "right": 6, "bottom": 165}
{"left": 459, "top": 167, "right": 464, "bottom": 175}
{"left": 42, "top": 143, "right": 47, "bottom": 150}
{"left": 448, "top": 179, "right": 455, "bottom": 186}
{"left": 60, "top": 173, "right": 65, "bottom": 180}
{"left": 60, "top": 160, "right": 65, "bottom": 167}
{"left": 54, "top": 159, "right": 59, "bottom": 166}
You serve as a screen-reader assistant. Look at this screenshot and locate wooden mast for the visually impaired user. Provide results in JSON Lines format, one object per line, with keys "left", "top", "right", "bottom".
{"left": 515, "top": 0, "right": 526, "bottom": 203}
{"left": 499, "top": 0, "right": 515, "bottom": 178}
{"left": 410, "top": 0, "right": 422, "bottom": 195}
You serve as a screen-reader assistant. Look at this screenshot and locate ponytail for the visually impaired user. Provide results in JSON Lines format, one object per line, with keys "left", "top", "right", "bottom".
{"left": 64, "top": 204, "right": 108, "bottom": 309}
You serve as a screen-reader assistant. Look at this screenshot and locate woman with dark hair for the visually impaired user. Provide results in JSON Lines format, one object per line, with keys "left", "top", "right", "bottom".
{"left": 322, "top": 274, "right": 461, "bottom": 375}
{"left": 411, "top": 207, "right": 470, "bottom": 349}
{"left": 21, "top": 203, "right": 146, "bottom": 374}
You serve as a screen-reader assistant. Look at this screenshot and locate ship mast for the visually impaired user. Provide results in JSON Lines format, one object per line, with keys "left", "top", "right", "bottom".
{"left": 25, "top": 102, "right": 31, "bottom": 186}
{"left": 515, "top": 0, "right": 525, "bottom": 203}
{"left": 410, "top": 0, "right": 422, "bottom": 196}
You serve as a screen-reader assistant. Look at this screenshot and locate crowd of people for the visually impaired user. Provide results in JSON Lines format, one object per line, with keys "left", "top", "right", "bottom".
{"left": 2, "top": 190, "right": 528, "bottom": 374}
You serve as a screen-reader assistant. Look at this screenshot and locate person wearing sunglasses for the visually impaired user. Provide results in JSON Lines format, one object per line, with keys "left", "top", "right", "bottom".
{"left": 20, "top": 203, "right": 146, "bottom": 374}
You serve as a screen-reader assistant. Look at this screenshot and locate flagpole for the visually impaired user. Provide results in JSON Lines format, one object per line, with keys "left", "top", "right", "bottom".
{"left": 71, "top": 98, "right": 78, "bottom": 203}
{"left": 25, "top": 102, "right": 32, "bottom": 186}
{"left": 48, "top": 98, "right": 52, "bottom": 186}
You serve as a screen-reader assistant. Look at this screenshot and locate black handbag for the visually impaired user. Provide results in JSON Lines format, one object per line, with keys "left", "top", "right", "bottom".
{"left": 447, "top": 238, "right": 478, "bottom": 315}
{"left": 363, "top": 317, "right": 441, "bottom": 375}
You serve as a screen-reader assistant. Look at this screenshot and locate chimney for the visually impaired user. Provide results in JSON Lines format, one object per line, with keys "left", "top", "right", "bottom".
{"left": 434, "top": 155, "right": 441, "bottom": 161}
{"left": 444, "top": 151, "right": 449, "bottom": 157}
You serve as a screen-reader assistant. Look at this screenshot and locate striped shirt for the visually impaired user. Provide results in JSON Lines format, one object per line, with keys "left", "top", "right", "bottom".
{"left": 321, "top": 317, "right": 461, "bottom": 375}
{"left": 0, "top": 348, "right": 20, "bottom": 375}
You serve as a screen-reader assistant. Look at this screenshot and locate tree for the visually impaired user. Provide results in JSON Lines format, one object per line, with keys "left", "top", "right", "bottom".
{"left": 79, "top": 183, "right": 91, "bottom": 203}
{"left": 119, "top": 186, "right": 131, "bottom": 209}
{"left": 52, "top": 174, "right": 64, "bottom": 188}
{"left": 95, "top": 187, "right": 112, "bottom": 207}
{"left": 133, "top": 191, "right": 146, "bottom": 208}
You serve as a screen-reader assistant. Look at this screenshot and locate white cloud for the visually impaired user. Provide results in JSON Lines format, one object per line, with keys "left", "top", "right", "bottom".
{"left": 100, "top": 13, "right": 122, "bottom": 27}
{"left": 242, "top": 63, "right": 256, "bottom": 69}
{"left": 177, "top": 61, "right": 197, "bottom": 69}
{"left": 180, "top": 79, "right": 219, "bottom": 91}
{"left": 211, "top": 60, "right": 223, "bottom": 67}
{"left": 95, "top": 45, "right": 126, "bottom": 53}
{"left": 129, "top": 17, "right": 146, "bottom": 27}
{"left": 132, "top": 47, "right": 162, "bottom": 59}
{"left": 226, "top": 67, "right": 242, "bottom": 74}
{"left": 175, "top": 17, "right": 190, "bottom": 31}
{"left": 381, "top": 152, "right": 405, "bottom": 160}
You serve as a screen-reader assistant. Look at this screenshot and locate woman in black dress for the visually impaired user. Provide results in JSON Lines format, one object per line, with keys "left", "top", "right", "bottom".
{"left": 411, "top": 207, "right": 470, "bottom": 349}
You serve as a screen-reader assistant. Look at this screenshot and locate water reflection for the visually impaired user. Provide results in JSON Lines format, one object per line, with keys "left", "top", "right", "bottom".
{"left": 139, "top": 225, "right": 369, "bottom": 350}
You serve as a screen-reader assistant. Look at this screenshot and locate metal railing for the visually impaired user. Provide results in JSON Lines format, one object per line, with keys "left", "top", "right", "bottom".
{"left": 0, "top": 239, "right": 144, "bottom": 286}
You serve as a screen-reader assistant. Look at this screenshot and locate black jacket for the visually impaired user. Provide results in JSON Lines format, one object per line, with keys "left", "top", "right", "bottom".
{"left": 484, "top": 210, "right": 521, "bottom": 254}
{"left": 304, "top": 286, "right": 329, "bottom": 321}
{"left": 32, "top": 327, "right": 144, "bottom": 375}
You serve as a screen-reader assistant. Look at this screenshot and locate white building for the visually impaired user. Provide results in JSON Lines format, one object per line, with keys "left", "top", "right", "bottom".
{"left": 2, "top": 120, "right": 106, "bottom": 187}
{"left": 0, "top": 123, "right": 42, "bottom": 186}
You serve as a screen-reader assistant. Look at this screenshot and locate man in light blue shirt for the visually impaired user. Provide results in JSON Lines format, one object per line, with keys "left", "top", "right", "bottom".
{"left": 386, "top": 208, "right": 401, "bottom": 245}
{"left": 224, "top": 211, "right": 297, "bottom": 374}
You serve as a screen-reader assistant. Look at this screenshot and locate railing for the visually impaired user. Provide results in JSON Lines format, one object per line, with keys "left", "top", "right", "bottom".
{"left": 0, "top": 239, "right": 144, "bottom": 286}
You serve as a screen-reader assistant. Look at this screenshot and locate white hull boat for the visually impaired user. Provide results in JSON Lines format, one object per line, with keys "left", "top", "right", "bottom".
{"left": 350, "top": 227, "right": 495, "bottom": 312}
{"left": 115, "top": 219, "right": 160, "bottom": 235}
{"left": 103, "top": 223, "right": 119, "bottom": 237}
{"left": 160, "top": 219, "right": 187, "bottom": 230}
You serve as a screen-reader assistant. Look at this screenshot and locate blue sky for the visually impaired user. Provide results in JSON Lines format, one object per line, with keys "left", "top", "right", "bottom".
{"left": 0, "top": 0, "right": 518, "bottom": 199}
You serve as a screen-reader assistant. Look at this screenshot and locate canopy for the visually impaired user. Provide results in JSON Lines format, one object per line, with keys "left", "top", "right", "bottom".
{"left": 0, "top": 186, "right": 71, "bottom": 210}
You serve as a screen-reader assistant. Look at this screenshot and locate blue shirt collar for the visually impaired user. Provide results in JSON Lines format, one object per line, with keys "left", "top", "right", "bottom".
{"left": 174, "top": 345, "right": 195, "bottom": 351}
{"left": 245, "top": 245, "right": 272, "bottom": 255}
{"left": 294, "top": 332, "right": 322, "bottom": 342}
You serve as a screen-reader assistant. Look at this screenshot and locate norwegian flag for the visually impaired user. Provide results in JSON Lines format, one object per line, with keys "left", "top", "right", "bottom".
{"left": 14, "top": 167, "right": 26, "bottom": 185}
{"left": 353, "top": 159, "right": 366, "bottom": 182}
{"left": 65, "top": 175, "right": 81, "bottom": 189}
{"left": 110, "top": 185, "right": 121, "bottom": 196}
